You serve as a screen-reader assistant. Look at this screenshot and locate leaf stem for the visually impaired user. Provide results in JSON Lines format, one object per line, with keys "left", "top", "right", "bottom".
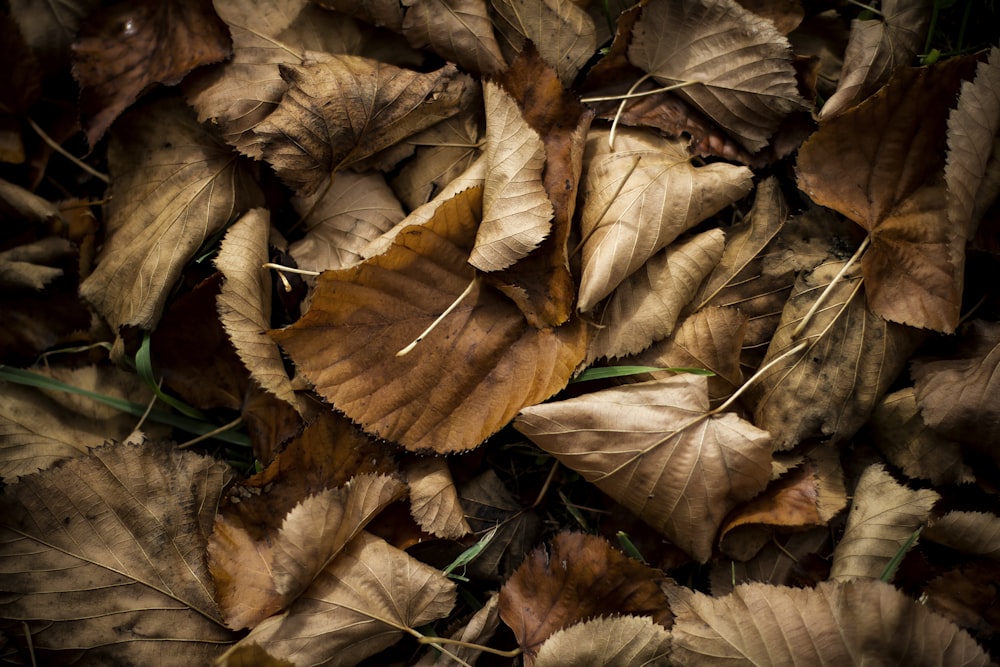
{"left": 417, "top": 635, "right": 523, "bottom": 658}
{"left": 25, "top": 116, "right": 110, "bottom": 183}
{"left": 261, "top": 262, "right": 321, "bottom": 276}
{"left": 579, "top": 78, "right": 700, "bottom": 104}
{"left": 709, "top": 339, "right": 809, "bottom": 416}
{"left": 177, "top": 416, "right": 244, "bottom": 449}
{"left": 397, "top": 275, "right": 478, "bottom": 357}
{"left": 791, "top": 236, "right": 869, "bottom": 340}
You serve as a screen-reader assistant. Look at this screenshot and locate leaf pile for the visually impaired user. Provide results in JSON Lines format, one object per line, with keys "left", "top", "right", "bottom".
{"left": 2, "top": 0, "right": 1000, "bottom": 664}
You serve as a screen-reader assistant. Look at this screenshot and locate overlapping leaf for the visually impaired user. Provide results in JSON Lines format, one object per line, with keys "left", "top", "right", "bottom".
{"left": 402, "top": 0, "right": 506, "bottom": 74}
{"left": 489, "top": 0, "right": 596, "bottom": 84}
{"left": 404, "top": 457, "right": 471, "bottom": 539}
{"left": 534, "top": 616, "right": 672, "bottom": 667}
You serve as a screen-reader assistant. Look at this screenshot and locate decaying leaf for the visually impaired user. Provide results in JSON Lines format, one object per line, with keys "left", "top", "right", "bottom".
{"left": 533, "top": 615, "right": 672, "bottom": 667}
{"left": 404, "top": 456, "right": 471, "bottom": 539}
{"left": 218, "top": 531, "right": 456, "bottom": 666}
{"left": 668, "top": 579, "right": 991, "bottom": 665}
{"left": 925, "top": 511, "right": 1000, "bottom": 561}
{"left": 516, "top": 375, "right": 772, "bottom": 562}
{"left": 0, "top": 442, "right": 235, "bottom": 664}
{"left": 710, "top": 528, "right": 833, "bottom": 595}
{"left": 499, "top": 532, "right": 671, "bottom": 665}
{"left": 489, "top": 0, "right": 596, "bottom": 85}
{"left": 414, "top": 593, "right": 501, "bottom": 666}
{"left": 392, "top": 110, "right": 483, "bottom": 210}
{"left": 402, "top": 0, "right": 506, "bottom": 74}
{"left": 627, "top": 0, "right": 808, "bottom": 152}
{"left": 830, "top": 464, "right": 939, "bottom": 581}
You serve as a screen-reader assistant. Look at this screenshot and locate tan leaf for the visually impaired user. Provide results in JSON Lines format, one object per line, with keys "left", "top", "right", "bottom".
{"left": 272, "top": 188, "right": 588, "bottom": 453}
{"left": 393, "top": 111, "right": 483, "bottom": 210}
{"left": 79, "top": 97, "right": 262, "bottom": 332}
{"left": 748, "top": 259, "right": 921, "bottom": 451}
{"left": 315, "top": 0, "right": 405, "bottom": 31}
{"left": 869, "top": 387, "right": 974, "bottom": 485}
{"left": 415, "top": 593, "right": 501, "bottom": 666}
{"left": 211, "top": 474, "right": 405, "bottom": 629}
{"left": 289, "top": 171, "right": 405, "bottom": 272}
{"left": 578, "top": 128, "right": 752, "bottom": 313}
{"left": 489, "top": 0, "right": 596, "bottom": 84}
{"left": 402, "top": 0, "right": 506, "bottom": 74}
{"left": 830, "top": 464, "right": 939, "bottom": 581}
{"left": 588, "top": 228, "right": 725, "bottom": 361}
{"left": 820, "top": 0, "right": 931, "bottom": 119}
{"left": 218, "top": 531, "right": 456, "bottom": 667}
{"left": 534, "top": 616, "right": 672, "bottom": 667}
{"left": 0, "top": 236, "right": 72, "bottom": 290}
{"left": 628, "top": 0, "right": 808, "bottom": 152}
{"left": 912, "top": 319, "right": 1000, "bottom": 446}
{"left": 0, "top": 177, "right": 60, "bottom": 224}
{"left": 469, "top": 81, "right": 553, "bottom": 271}
{"left": 0, "top": 442, "right": 235, "bottom": 664}
{"left": 515, "top": 375, "right": 772, "bottom": 562}
{"left": 243, "top": 54, "right": 474, "bottom": 195}
{"left": 668, "top": 579, "right": 991, "bottom": 665}
{"left": 735, "top": 0, "right": 803, "bottom": 34}
{"left": 498, "top": 532, "right": 671, "bottom": 665}
{"left": 404, "top": 457, "right": 472, "bottom": 539}
{"left": 710, "top": 528, "right": 832, "bottom": 595}
{"left": 947, "top": 46, "right": 1000, "bottom": 238}
{"left": 797, "top": 57, "right": 980, "bottom": 331}
{"left": 925, "top": 511, "right": 1000, "bottom": 560}
{"left": 216, "top": 208, "right": 302, "bottom": 412}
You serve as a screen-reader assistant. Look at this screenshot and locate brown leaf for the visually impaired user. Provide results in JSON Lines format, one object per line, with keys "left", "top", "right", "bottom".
{"left": 489, "top": 0, "right": 596, "bottom": 85}
{"left": 796, "top": 57, "right": 979, "bottom": 331}
{"left": 748, "top": 259, "right": 921, "bottom": 451}
{"left": 0, "top": 442, "right": 235, "bottom": 664}
{"left": 315, "top": 0, "right": 406, "bottom": 31}
{"left": 924, "top": 561, "right": 1000, "bottom": 649}
{"left": 0, "top": 236, "right": 73, "bottom": 290}
{"left": 218, "top": 531, "right": 456, "bottom": 666}
{"left": 402, "top": 0, "right": 506, "bottom": 74}
{"left": 404, "top": 457, "right": 472, "bottom": 540}
{"left": 820, "top": 0, "right": 931, "bottom": 119}
{"left": 912, "top": 319, "right": 1000, "bottom": 446}
{"left": 72, "top": 0, "right": 232, "bottom": 146}
{"left": 668, "top": 579, "right": 991, "bottom": 665}
{"left": 587, "top": 228, "right": 725, "bottom": 361}
{"left": 627, "top": 0, "right": 808, "bottom": 152}
{"left": 830, "top": 464, "right": 939, "bottom": 582}
{"left": 735, "top": 0, "right": 803, "bottom": 34}
{"left": 392, "top": 111, "right": 483, "bottom": 210}
{"left": 578, "top": 128, "right": 752, "bottom": 313}
{"left": 8, "top": 0, "right": 99, "bottom": 76}
{"left": 0, "top": 178, "right": 60, "bottom": 224}
{"left": 79, "top": 97, "right": 263, "bottom": 333}
{"left": 498, "top": 531, "right": 672, "bottom": 666}
{"left": 516, "top": 375, "right": 772, "bottom": 562}
{"left": 272, "top": 188, "right": 588, "bottom": 453}
{"left": 414, "top": 594, "right": 502, "bottom": 666}
{"left": 710, "top": 527, "right": 832, "bottom": 595}
{"left": 534, "top": 615, "right": 672, "bottom": 667}
{"left": 925, "top": 511, "right": 1000, "bottom": 561}
{"left": 243, "top": 54, "right": 474, "bottom": 195}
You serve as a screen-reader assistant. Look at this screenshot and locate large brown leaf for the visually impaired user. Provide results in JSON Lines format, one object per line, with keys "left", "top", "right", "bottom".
{"left": 402, "top": 0, "right": 506, "bottom": 74}
{"left": 79, "top": 97, "right": 262, "bottom": 332}
{"left": 0, "top": 442, "right": 235, "bottom": 664}
{"left": 668, "top": 579, "right": 991, "bottom": 665}
{"left": 242, "top": 54, "right": 474, "bottom": 195}
{"left": 627, "top": 0, "right": 808, "bottom": 152}
{"left": 272, "top": 188, "right": 588, "bottom": 453}
{"left": 515, "top": 375, "right": 772, "bottom": 561}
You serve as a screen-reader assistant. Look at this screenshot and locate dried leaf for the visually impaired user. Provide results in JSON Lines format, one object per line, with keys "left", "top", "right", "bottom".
{"left": 0, "top": 236, "right": 73, "bottom": 290}
{"left": 578, "top": 128, "right": 752, "bottom": 313}
{"left": 516, "top": 375, "right": 772, "bottom": 562}
{"left": 830, "top": 464, "right": 939, "bottom": 581}
{"left": 668, "top": 579, "right": 991, "bottom": 665}
{"left": 499, "top": 532, "right": 671, "bottom": 665}
{"left": 469, "top": 81, "right": 553, "bottom": 271}
{"left": 588, "top": 228, "right": 725, "bottom": 361}
{"left": 315, "top": 0, "right": 405, "bottom": 31}
{"left": 72, "top": 0, "right": 231, "bottom": 146}
{"left": 489, "top": 0, "right": 596, "bottom": 84}
{"left": 0, "top": 442, "right": 235, "bottom": 664}
{"left": 925, "top": 511, "right": 1000, "bottom": 561}
{"left": 820, "top": 0, "right": 931, "bottom": 119}
{"left": 415, "top": 593, "right": 501, "bottom": 666}
{"left": 534, "top": 615, "right": 672, "bottom": 667}
{"left": 218, "top": 531, "right": 456, "bottom": 666}
{"left": 628, "top": 0, "right": 808, "bottom": 151}
{"left": 273, "top": 188, "right": 588, "bottom": 453}
{"left": 9, "top": 0, "right": 99, "bottom": 75}
{"left": 710, "top": 528, "right": 832, "bottom": 595}
{"left": 458, "top": 469, "right": 541, "bottom": 580}
{"left": 392, "top": 111, "right": 483, "bottom": 210}
{"left": 404, "top": 457, "right": 472, "bottom": 539}
{"left": 402, "top": 0, "right": 506, "bottom": 74}
{"left": 243, "top": 54, "right": 474, "bottom": 195}
{"left": 79, "top": 97, "right": 263, "bottom": 332}
{"left": 0, "top": 178, "right": 60, "bottom": 224}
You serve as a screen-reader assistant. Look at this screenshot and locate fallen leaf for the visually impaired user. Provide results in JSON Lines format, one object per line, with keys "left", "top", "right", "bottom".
{"left": 489, "top": 0, "right": 596, "bottom": 84}
{"left": 820, "top": 0, "right": 931, "bottom": 119}
{"left": 392, "top": 110, "right": 483, "bottom": 210}
{"left": 0, "top": 178, "right": 60, "bottom": 224}
{"left": 8, "top": 0, "right": 100, "bottom": 75}
{"left": 499, "top": 531, "right": 672, "bottom": 666}
{"left": 924, "top": 561, "right": 1000, "bottom": 650}
{"left": 516, "top": 375, "right": 772, "bottom": 562}
{"left": 0, "top": 236, "right": 73, "bottom": 290}
{"left": 0, "top": 442, "right": 235, "bottom": 664}
{"left": 578, "top": 129, "right": 750, "bottom": 313}
{"left": 709, "top": 527, "right": 832, "bottom": 595}
{"left": 414, "top": 593, "right": 501, "bottom": 666}
{"left": 72, "top": 0, "right": 232, "bottom": 146}
{"left": 404, "top": 456, "right": 472, "bottom": 539}
{"left": 79, "top": 97, "right": 263, "bottom": 333}
{"left": 533, "top": 615, "right": 672, "bottom": 667}
{"left": 402, "top": 0, "right": 506, "bottom": 74}
{"left": 243, "top": 53, "right": 475, "bottom": 195}
{"left": 830, "top": 463, "right": 939, "bottom": 582}
{"left": 315, "top": 0, "right": 405, "bottom": 31}
{"left": 587, "top": 228, "right": 725, "bottom": 361}
{"left": 667, "top": 579, "right": 991, "bottom": 665}
{"left": 735, "top": 0, "right": 803, "bottom": 34}
{"left": 217, "top": 531, "right": 456, "bottom": 666}
{"left": 627, "top": 0, "right": 808, "bottom": 152}
{"left": 272, "top": 187, "right": 588, "bottom": 453}
{"left": 925, "top": 511, "right": 1000, "bottom": 561}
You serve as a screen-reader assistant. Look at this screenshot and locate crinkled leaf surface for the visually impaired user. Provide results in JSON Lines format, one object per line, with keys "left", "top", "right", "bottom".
{"left": 272, "top": 188, "right": 588, "bottom": 453}
{"left": 218, "top": 531, "right": 456, "bottom": 667}
{"left": 515, "top": 375, "right": 772, "bottom": 561}
{"left": 79, "top": 97, "right": 262, "bottom": 332}
{"left": 0, "top": 442, "right": 235, "bottom": 664}
{"left": 402, "top": 0, "right": 506, "bottom": 74}
{"left": 627, "top": 0, "right": 808, "bottom": 152}
{"left": 668, "top": 579, "right": 991, "bottom": 666}
{"left": 534, "top": 615, "right": 672, "bottom": 667}
{"left": 489, "top": 0, "right": 596, "bottom": 85}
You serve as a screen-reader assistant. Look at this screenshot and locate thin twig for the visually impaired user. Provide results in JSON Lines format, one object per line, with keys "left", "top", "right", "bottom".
{"left": 397, "top": 276, "right": 478, "bottom": 357}
{"left": 177, "top": 416, "right": 244, "bottom": 450}
{"left": 25, "top": 116, "right": 110, "bottom": 183}
{"left": 791, "top": 236, "right": 869, "bottom": 339}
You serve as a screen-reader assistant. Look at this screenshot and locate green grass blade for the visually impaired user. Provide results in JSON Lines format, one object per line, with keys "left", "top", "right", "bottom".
{"left": 571, "top": 365, "right": 715, "bottom": 383}
{"left": 880, "top": 527, "right": 922, "bottom": 582}
{"left": 135, "top": 333, "right": 209, "bottom": 419}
